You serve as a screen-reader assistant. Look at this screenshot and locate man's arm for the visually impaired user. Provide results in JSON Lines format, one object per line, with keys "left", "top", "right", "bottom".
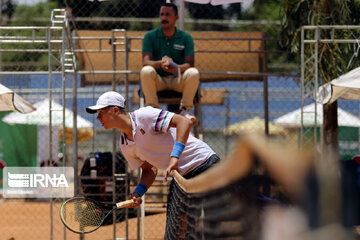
{"left": 168, "top": 113, "right": 192, "bottom": 143}
{"left": 164, "top": 114, "right": 193, "bottom": 181}
{"left": 142, "top": 53, "right": 163, "bottom": 69}
{"left": 176, "top": 32, "right": 196, "bottom": 72}
{"left": 178, "top": 55, "right": 194, "bottom": 73}
{"left": 129, "top": 161, "right": 158, "bottom": 208}
{"left": 142, "top": 31, "right": 162, "bottom": 69}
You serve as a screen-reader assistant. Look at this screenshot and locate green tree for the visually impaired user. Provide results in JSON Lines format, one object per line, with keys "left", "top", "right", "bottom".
{"left": 1, "top": 0, "right": 15, "bottom": 24}
{"left": 235, "top": 0, "right": 290, "bottom": 70}
{"left": 55, "top": 0, "right": 163, "bottom": 30}
{"left": 253, "top": 0, "right": 282, "bottom": 20}
{"left": 10, "top": 1, "right": 58, "bottom": 26}
{"left": 1, "top": 1, "right": 61, "bottom": 71}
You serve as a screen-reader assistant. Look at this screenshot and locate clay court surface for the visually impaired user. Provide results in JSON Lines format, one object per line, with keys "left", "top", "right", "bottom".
{"left": 0, "top": 199, "right": 166, "bottom": 240}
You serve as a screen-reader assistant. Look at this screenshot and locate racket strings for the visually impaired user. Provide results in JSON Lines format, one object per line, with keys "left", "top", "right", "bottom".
{"left": 61, "top": 199, "right": 104, "bottom": 233}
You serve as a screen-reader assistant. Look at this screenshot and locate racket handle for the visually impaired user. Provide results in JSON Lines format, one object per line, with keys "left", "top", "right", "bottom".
{"left": 116, "top": 199, "right": 134, "bottom": 208}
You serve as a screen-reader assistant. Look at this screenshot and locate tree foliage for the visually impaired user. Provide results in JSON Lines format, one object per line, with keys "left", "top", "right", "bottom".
{"left": 252, "top": 0, "right": 282, "bottom": 20}
{"left": 11, "top": 1, "right": 59, "bottom": 26}
{"left": 1, "top": 1, "right": 61, "bottom": 71}
{"left": 280, "top": 0, "right": 360, "bottom": 83}
{"left": 1, "top": 0, "right": 15, "bottom": 23}
{"left": 55, "top": 0, "right": 163, "bottom": 30}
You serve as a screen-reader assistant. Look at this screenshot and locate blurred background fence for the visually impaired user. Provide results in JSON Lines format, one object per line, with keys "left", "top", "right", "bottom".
{"left": 0, "top": 0, "right": 360, "bottom": 240}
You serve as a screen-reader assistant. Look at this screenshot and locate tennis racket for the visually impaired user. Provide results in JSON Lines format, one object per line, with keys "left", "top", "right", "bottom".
{"left": 59, "top": 197, "right": 134, "bottom": 234}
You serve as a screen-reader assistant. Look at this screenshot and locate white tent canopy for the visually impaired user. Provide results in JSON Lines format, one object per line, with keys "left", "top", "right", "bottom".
{"left": 0, "top": 83, "right": 36, "bottom": 113}
{"left": 2, "top": 99, "right": 92, "bottom": 128}
{"left": 2, "top": 99, "right": 93, "bottom": 164}
{"left": 274, "top": 103, "right": 360, "bottom": 128}
{"left": 315, "top": 66, "right": 360, "bottom": 104}
{"left": 224, "top": 117, "right": 287, "bottom": 135}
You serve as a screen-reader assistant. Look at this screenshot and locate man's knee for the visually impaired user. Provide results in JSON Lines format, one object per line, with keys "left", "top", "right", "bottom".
{"left": 140, "top": 65, "right": 157, "bottom": 80}
{"left": 183, "top": 67, "right": 200, "bottom": 88}
{"left": 184, "top": 68, "right": 200, "bottom": 86}
{"left": 184, "top": 67, "right": 200, "bottom": 79}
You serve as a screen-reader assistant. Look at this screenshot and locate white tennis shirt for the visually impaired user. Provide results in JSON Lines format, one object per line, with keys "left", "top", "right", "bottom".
{"left": 119, "top": 106, "right": 215, "bottom": 175}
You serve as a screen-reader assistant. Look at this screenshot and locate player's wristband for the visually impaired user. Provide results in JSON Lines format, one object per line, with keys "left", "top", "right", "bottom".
{"left": 170, "top": 141, "right": 185, "bottom": 159}
{"left": 133, "top": 183, "right": 147, "bottom": 197}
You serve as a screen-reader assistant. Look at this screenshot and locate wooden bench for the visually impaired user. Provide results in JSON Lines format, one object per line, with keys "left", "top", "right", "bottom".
{"left": 75, "top": 30, "right": 266, "bottom": 86}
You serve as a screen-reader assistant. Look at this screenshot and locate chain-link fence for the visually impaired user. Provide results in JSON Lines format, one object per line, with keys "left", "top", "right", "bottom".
{"left": 4, "top": 1, "right": 360, "bottom": 240}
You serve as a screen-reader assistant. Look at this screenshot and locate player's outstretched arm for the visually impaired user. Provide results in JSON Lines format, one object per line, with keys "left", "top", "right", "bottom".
{"left": 164, "top": 114, "right": 193, "bottom": 181}
{"left": 129, "top": 161, "right": 157, "bottom": 208}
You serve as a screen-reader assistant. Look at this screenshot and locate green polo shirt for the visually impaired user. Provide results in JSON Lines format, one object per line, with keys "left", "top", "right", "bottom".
{"left": 142, "top": 27, "right": 195, "bottom": 76}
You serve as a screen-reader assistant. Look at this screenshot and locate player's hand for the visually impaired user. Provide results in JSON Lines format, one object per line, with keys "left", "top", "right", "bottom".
{"left": 128, "top": 193, "right": 142, "bottom": 208}
{"left": 164, "top": 157, "right": 179, "bottom": 182}
{"left": 161, "top": 56, "right": 174, "bottom": 73}
{"left": 161, "top": 56, "right": 172, "bottom": 62}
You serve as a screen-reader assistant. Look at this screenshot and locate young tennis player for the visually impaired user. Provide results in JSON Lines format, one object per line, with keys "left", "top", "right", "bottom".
{"left": 86, "top": 91, "right": 220, "bottom": 209}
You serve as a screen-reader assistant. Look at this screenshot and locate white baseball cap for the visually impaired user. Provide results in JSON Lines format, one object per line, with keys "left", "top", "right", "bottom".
{"left": 86, "top": 91, "right": 126, "bottom": 114}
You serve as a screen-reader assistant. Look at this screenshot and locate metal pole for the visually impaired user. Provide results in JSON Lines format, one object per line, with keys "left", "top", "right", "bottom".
{"left": 314, "top": 27, "right": 319, "bottom": 152}
{"left": 197, "top": 83, "right": 203, "bottom": 141}
{"left": 138, "top": 31, "right": 145, "bottom": 240}
{"left": 69, "top": 29, "right": 78, "bottom": 240}
{"left": 47, "top": 27, "right": 54, "bottom": 240}
{"left": 61, "top": 21, "right": 67, "bottom": 169}
{"left": 300, "top": 27, "right": 305, "bottom": 147}
{"left": 225, "top": 92, "right": 229, "bottom": 155}
{"left": 124, "top": 31, "right": 129, "bottom": 111}
{"left": 72, "top": 72, "right": 78, "bottom": 177}
{"left": 71, "top": 31, "right": 79, "bottom": 198}
{"left": 261, "top": 33, "right": 271, "bottom": 197}
{"left": 179, "top": 0, "right": 185, "bottom": 30}
{"left": 141, "top": 194, "right": 145, "bottom": 240}
{"left": 125, "top": 165, "right": 129, "bottom": 239}
{"left": 112, "top": 31, "right": 117, "bottom": 91}
{"left": 137, "top": 169, "right": 145, "bottom": 240}
{"left": 61, "top": 24, "right": 68, "bottom": 240}
{"left": 262, "top": 32, "right": 269, "bottom": 136}
{"left": 124, "top": 30, "right": 130, "bottom": 238}
{"left": 111, "top": 30, "right": 117, "bottom": 240}
{"left": 59, "top": 27, "right": 66, "bottom": 240}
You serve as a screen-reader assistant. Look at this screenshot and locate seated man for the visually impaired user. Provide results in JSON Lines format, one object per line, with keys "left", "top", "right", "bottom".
{"left": 140, "top": 2, "right": 199, "bottom": 123}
